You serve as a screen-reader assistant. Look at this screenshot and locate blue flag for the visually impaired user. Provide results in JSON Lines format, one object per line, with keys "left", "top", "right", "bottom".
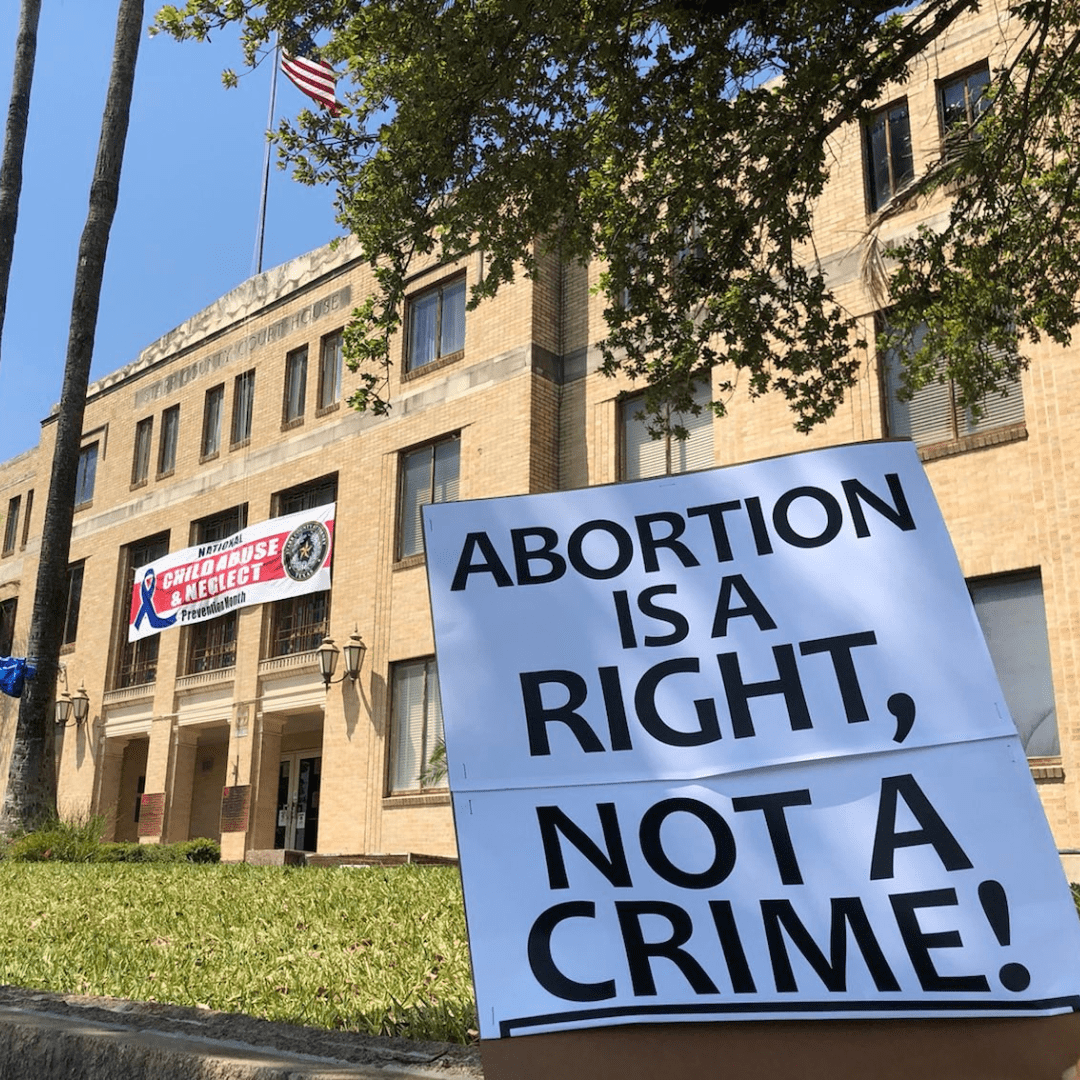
{"left": 0, "top": 657, "right": 35, "bottom": 698}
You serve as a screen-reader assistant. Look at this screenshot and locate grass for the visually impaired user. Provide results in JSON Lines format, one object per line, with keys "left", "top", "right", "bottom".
{"left": 1, "top": 820, "right": 1073, "bottom": 1048}
{"left": 0, "top": 862, "right": 477, "bottom": 1042}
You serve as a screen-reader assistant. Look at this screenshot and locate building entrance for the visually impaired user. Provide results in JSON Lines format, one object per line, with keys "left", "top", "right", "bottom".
{"left": 274, "top": 752, "right": 321, "bottom": 851}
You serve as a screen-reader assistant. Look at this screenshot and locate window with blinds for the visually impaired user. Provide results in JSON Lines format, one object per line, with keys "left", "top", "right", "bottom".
{"left": 389, "top": 657, "right": 445, "bottom": 794}
{"left": 621, "top": 383, "right": 714, "bottom": 480}
{"left": 2, "top": 496, "right": 19, "bottom": 556}
{"left": 969, "top": 570, "right": 1058, "bottom": 757}
{"left": 882, "top": 320, "right": 1024, "bottom": 447}
{"left": 19, "top": 489, "right": 32, "bottom": 549}
{"left": 75, "top": 443, "right": 98, "bottom": 507}
{"left": 202, "top": 384, "right": 224, "bottom": 459}
{"left": 131, "top": 418, "right": 153, "bottom": 486}
{"left": 283, "top": 346, "right": 308, "bottom": 425}
{"left": 63, "top": 562, "right": 85, "bottom": 646}
{"left": 318, "top": 331, "right": 343, "bottom": 410}
{"left": 158, "top": 405, "right": 179, "bottom": 476}
{"left": 405, "top": 276, "right": 466, "bottom": 372}
{"left": 231, "top": 369, "right": 256, "bottom": 447}
{"left": 397, "top": 436, "right": 461, "bottom": 560}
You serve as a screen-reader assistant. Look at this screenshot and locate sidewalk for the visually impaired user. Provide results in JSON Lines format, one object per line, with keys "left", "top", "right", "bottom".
{"left": 0, "top": 985, "right": 484, "bottom": 1079}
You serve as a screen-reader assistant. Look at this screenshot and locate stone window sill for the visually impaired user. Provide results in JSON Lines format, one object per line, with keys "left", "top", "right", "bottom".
{"left": 383, "top": 791, "right": 451, "bottom": 809}
{"left": 917, "top": 423, "right": 1027, "bottom": 463}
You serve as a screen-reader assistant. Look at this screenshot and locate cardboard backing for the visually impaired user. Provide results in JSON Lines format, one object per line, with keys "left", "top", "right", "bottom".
{"left": 481, "top": 1014, "right": 1080, "bottom": 1080}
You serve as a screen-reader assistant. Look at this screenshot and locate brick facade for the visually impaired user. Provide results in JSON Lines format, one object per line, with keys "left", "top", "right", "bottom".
{"left": 0, "top": 0, "right": 1076, "bottom": 867}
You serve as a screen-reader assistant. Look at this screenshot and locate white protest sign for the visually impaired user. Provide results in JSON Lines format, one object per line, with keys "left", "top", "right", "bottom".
{"left": 423, "top": 441, "right": 1080, "bottom": 1041}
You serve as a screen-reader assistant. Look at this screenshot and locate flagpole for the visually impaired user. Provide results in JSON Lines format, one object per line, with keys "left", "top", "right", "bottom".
{"left": 253, "top": 37, "right": 279, "bottom": 277}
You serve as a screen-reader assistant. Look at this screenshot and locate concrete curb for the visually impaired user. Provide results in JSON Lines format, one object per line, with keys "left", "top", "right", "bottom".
{"left": 0, "top": 986, "right": 484, "bottom": 1079}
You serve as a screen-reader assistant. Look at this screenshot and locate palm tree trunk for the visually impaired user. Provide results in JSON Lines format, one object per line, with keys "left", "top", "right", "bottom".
{"left": 0, "top": 0, "right": 42, "bottom": 365}
{"left": 0, "top": 0, "right": 144, "bottom": 833}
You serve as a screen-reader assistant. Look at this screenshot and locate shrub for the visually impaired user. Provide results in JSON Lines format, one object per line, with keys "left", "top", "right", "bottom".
{"left": 167, "top": 838, "right": 220, "bottom": 863}
{"left": 94, "top": 842, "right": 147, "bottom": 863}
{"left": 3, "top": 821, "right": 220, "bottom": 865}
{"left": 4, "top": 816, "right": 105, "bottom": 863}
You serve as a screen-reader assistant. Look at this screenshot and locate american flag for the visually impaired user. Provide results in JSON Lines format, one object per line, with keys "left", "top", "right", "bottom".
{"left": 281, "top": 24, "right": 340, "bottom": 116}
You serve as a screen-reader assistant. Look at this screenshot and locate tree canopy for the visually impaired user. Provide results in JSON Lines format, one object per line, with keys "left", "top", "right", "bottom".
{"left": 153, "top": 0, "right": 1080, "bottom": 432}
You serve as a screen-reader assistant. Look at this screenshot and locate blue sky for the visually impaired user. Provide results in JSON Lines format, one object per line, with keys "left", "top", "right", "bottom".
{"left": 0, "top": 1, "right": 340, "bottom": 464}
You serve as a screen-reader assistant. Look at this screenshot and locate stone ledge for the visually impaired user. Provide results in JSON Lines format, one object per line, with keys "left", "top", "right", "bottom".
{"left": 0, "top": 984, "right": 481, "bottom": 1080}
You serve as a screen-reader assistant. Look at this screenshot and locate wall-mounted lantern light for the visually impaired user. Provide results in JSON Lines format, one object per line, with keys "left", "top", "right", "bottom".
{"left": 318, "top": 627, "right": 367, "bottom": 689}
{"left": 55, "top": 681, "right": 90, "bottom": 727}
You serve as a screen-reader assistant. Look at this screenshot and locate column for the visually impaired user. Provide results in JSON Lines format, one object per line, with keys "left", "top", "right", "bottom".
{"left": 245, "top": 714, "right": 285, "bottom": 856}
{"left": 163, "top": 726, "right": 199, "bottom": 844}
{"left": 93, "top": 735, "right": 129, "bottom": 841}
{"left": 138, "top": 715, "right": 174, "bottom": 845}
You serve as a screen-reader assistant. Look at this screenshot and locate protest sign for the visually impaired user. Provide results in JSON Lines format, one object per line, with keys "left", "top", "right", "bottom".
{"left": 423, "top": 441, "right": 1080, "bottom": 1072}
{"left": 128, "top": 503, "right": 334, "bottom": 641}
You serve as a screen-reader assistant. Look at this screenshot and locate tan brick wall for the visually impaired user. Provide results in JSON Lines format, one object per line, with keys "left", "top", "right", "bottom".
{"left": 0, "top": 0, "right": 1076, "bottom": 864}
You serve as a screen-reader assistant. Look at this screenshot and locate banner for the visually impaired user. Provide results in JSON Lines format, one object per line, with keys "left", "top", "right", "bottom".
{"left": 422, "top": 442, "right": 1080, "bottom": 1040}
{"left": 128, "top": 503, "right": 334, "bottom": 641}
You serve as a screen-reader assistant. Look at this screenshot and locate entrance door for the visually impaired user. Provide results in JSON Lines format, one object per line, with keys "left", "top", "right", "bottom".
{"left": 274, "top": 752, "right": 321, "bottom": 851}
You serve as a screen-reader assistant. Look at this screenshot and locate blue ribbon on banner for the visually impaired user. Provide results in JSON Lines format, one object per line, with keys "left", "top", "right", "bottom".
{"left": 0, "top": 657, "right": 34, "bottom": 698}
{"left": 133, "top": 568, "right": 177, "bottom": 632}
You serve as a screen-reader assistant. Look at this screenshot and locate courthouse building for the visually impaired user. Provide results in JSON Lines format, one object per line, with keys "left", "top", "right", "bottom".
{"left": 0, "top": 0, "right": 1076, "bottom": 866}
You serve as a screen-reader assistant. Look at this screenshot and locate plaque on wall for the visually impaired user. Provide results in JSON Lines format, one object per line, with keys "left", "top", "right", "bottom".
{"left": 220, "top": 785, "right": 251, "bottom": 833}
{"left": 137, "top": 792, "right": 165, "bottom": 837}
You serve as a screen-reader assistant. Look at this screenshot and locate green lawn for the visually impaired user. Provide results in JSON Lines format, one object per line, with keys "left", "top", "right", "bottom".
{"left": 0, "top": 862, "right": 477, "bottom": 1042}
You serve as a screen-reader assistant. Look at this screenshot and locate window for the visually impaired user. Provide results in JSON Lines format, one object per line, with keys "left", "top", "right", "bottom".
{"left": 202, "top": 384, "right": 224, "bottom": 459}
{"left": 231, "top": 370, "right": 255, "bottom": 447}
{"left": 188, "top": 614, "right": 238, "bottom": 674}
{"left": 116, "top": 534, "right": 168, "bottom": 689}
{"left": 405, "top": 276, "right": 466, "bottom": 372}
{"left": 969, "top": 571, "right": 1058, "bottom": 757}
{"left": 63, "top": 562, "right": 85, "bottom": 646}
{"left": 276, "top": 473, "right": 337, "bottom": 517}
{"left": 131, "top": 418, "right": 153, "bottom": 486}
{"left": 864, "top": 100, "right": 914, "bottom": 211}
{"left": 389, "top": 658, "right": 445, "bottom": 793}
{"left": 20, "top": 489, "right": 32, "bottom": 549}
{"left": 0, "top": 598, "right": 16, "bottom": 657}
{"left": 185, "top": 508, "right": 245, "bottom": 673}
{"left": 621, "top": 383, "right": 714, "bottom": 480}
{"left": 75, "top": 443, "right": 98, "bottom": 507}
{"left": 193, "top": 504, "right": 247, "bottom": 546}
{"left": 397, "top": 437, "right": 460, "bottom": 560}
{"left": 158, "top": 405, "right": 179, "bottom": 476}
{"left": 881, "top": 320, "right": 1023, "bottom": 447}
{"left": 940, "top": 63, "right": 991, "bottom": 139}
{"left": 283, "top": 346, "right": 307, "bottom": 425}
{"left": 2, "top": 496, "right": 19, "bottom": 556}
{"left": 268, "top": 592, "right": 329, "bottom": 658}
{"left": 267, "top": 475, "right": 337, "bottom": 658}
{"left": 318, "top": 330, "right": 343, "bottom": 410}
